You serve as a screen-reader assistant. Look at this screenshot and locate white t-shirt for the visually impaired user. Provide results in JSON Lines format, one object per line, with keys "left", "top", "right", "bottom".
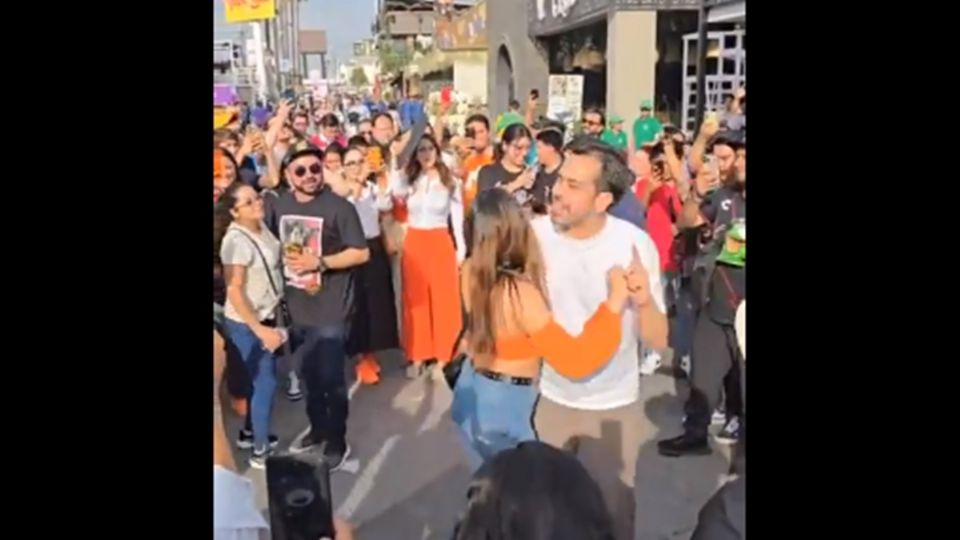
{"left": 220, "top": 222, "right": 284, "bottom": 323}
{"left": 213, "top": 466, "right": 269, "bottom": 540}
{"left": 531, "top": 215, "right": 666, "bottom": 410}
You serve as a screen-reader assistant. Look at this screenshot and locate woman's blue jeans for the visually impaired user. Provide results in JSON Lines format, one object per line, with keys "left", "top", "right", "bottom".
{"left": 450, "top": 360, "right": 539, "bottom": 472}
{"left": 224, "top": 319, "right": 277, "bottom": 450}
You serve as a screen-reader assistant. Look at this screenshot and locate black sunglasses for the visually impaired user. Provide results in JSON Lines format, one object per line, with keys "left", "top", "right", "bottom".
{"left": 292, "top": 163, "right": 323, "bottom": 178}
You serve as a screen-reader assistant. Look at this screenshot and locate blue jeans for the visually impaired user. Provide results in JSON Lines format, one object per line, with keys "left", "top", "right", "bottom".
{"left": 450, "top": 360, "right": 539, "bottom": 472}
{"left": 223, "top": 319, "right": 278, "bottom": 450}
{"left": 291, "top": 323, "right": 349, "bottom": 447}
{"left": 666, "top": 272, "right": 695, "bottom": 360}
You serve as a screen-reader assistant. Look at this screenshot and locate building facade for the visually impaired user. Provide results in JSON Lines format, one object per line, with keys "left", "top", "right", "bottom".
{"left": 487, "top": 0, "right": 717, "bottom": 132}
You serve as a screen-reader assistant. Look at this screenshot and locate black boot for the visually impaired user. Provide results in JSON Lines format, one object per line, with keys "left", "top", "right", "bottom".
{"left": 658, "top": 433, "right": 712, "bottom": 457}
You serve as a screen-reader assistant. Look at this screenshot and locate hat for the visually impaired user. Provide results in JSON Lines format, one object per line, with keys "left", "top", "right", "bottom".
{"left": 639, "top": 99, "right": 653, "bottom": 110}
{"left": 281, "top": 139, "right": 325, "bottom": 170}
{"left": 609, "top": 114, "right": 624, "bottom": 125}
{"left": 495, "top": 111, "right": 525, "bottom": 138}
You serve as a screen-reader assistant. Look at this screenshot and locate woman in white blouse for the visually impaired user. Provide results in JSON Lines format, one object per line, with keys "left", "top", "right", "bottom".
{"left": 331, "top": 146, "right": 400, "bottom": 385}
{"left": 388, "top": 133, "right": 465, "bottom": 378}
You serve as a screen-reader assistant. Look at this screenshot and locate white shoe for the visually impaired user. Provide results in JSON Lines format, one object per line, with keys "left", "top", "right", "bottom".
{"left": 287, "top": 372, "right": 303, "bottom": 401}
{"left": 640, "top": 351, "right": 662, "bottom": 376}
{"left": 679, "top": 355, "right": 691, "bottom": 377}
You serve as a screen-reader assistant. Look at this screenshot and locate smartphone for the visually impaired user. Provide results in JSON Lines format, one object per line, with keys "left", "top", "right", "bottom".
{"left": 267, "top": 453, "right": 334, "bottom": 540}
{"left": 530, "top": 89, "right": 540, "bottom": 100}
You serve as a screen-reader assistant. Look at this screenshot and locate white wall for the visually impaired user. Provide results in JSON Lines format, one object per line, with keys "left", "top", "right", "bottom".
{"left": 454, "top": 61, "right": 488, "bottom": 102}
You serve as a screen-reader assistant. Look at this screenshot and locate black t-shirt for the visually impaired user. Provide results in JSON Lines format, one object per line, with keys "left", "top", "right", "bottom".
{"left": 700, "top": 186, "right": 746, "bottom": 233}
{"left": 264, "top": 187, "right": 367, "bottom": 327}
{"left": 477, "top": 162, "right": 532, "bottom": 207}
{"left": 531, "top": 160, "right": 562, "bottom": 213}
{"left": 707, "top": 264, "right": 745, "bottom": 325}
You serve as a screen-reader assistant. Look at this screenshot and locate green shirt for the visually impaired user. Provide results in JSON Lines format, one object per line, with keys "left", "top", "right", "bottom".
{"left": 601, "top": 129, "right": 628, "bottom": 151}
{"left": 632, "top": 116, "right": 663, "bottom": 147}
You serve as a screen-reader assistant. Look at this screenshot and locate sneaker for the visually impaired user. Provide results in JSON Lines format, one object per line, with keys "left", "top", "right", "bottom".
{"left": 405, "top": 362, "right": 425, "bottom": 379}
{"left": 711, "top": 409, "right": 727, "bottom": 426}
{"left": 289, "top": 431, "right": 324, "bottom": 454}
{"left": 287, "top": 372, "right": 303, "bottom": 401}
{"left": 356, "top": 355, "right": 381, "bottom": 385}
{"left": 679, "top": 355, "right": 691, "bottom": 377}
{"left": 324, "top": 442, "right": 352, "bottom": 472}
{"left": 248, "top": 445, "right": 273, "bottom": 470}
{"left": 236, "top": 430, "right": 279, "bottom": 450}
{"left": 640, "top": 351, "right": 662, "bottom": 376}
{"left": 657, "top": 434, "right": 712, "bottom": 457}
{"left": 715, "top": 417, "right": 741, "bottom": 445}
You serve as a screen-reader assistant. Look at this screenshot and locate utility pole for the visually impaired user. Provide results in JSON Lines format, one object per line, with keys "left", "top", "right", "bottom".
{"left": 694, "top": 0, "right": 710, "bottom": 131}
{"left": 291, "top": 0, "right": 301, "bottom": 84}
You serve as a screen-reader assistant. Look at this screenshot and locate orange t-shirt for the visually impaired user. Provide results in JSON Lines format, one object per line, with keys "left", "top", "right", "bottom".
{"left": 461, "top": 151, "right": 495, "bottom": 212}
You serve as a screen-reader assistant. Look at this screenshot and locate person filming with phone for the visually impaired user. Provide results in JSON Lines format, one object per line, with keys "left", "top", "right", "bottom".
{"left": 476, "top": 123, "right": 538, "bottom": 214}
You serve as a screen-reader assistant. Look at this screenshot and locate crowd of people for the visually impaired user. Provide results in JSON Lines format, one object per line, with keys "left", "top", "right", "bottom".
{"left": 213, "top": 87, "right": 746, "bottom": 539}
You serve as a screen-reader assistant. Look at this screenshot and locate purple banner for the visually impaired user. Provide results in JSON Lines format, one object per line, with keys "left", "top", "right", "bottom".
{"left": 213, "top": 85, "right": 238, "bottom": 106}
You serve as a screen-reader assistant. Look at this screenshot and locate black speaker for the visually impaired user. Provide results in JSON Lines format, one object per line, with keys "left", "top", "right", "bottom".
{"left": 266, "top": 453, "right": 334, "bottom": 540}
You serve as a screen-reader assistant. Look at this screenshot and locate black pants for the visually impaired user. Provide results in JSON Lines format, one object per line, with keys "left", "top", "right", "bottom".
{"left": 293, "top": 322, "right": 349, "bottom": 447}
{"left": 683, "top": 314, "right": 744, "bottom": 440}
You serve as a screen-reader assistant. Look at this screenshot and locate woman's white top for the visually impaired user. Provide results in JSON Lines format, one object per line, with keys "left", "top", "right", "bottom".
{"left": 219, "top": 222, "right": 283, "bottom": 323}
{"left": 388, "top": 168, "right": 466, "bottom": 262}
{"left": 347, "top": 182, "right": 393, "bottom": 239}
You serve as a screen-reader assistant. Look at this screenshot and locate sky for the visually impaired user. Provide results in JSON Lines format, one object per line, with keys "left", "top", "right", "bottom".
{"left": 213, "top": 0, "right": 379, "bottom": 69}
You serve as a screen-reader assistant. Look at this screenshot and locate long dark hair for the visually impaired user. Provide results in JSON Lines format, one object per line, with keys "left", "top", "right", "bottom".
{"left": 213, "top": 182, "right": 248, "bottom": 260}
{"left": 404, "top": 133, "right": 455, "bottom": 194}
{"left": 454, "top": 442, "right": 615, "bottom": 540}
{"left": 494, "top": 122, "right": 532, "bottom": 164}
{"left": 215, "top": 147, "right": 240, "bottom": 183}
{"left": 466, "top": 189, "right": 546, "bottom": 356}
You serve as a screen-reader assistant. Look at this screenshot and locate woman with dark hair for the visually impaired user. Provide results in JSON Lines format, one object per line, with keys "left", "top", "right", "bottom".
{"left": 387, "top": 133, "right": 465, "bottom": 379}
{"left": 214, "top": 182, "right": 286, "bottom": 469}
{"left": 323, "top": 142, "right": 345, "bottom": 172}
{"left": 215, "top": 147, "right": 240, "bottom": 198}
{"left": 332, "top": 146, "right": 400, "bottom": 385}
{"left": 452, "top": 189, "right": 629, "bottom": 470}
{"left": 476, "top": 123, "right": 538, "bottom": 212}
{"left": 454, "top": 441, "right": 616, "bottom": 540}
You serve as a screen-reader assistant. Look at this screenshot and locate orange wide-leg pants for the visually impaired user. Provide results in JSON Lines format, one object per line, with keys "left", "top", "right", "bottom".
{"left": 401, "top": 227, "right": 462, "bottom": 364}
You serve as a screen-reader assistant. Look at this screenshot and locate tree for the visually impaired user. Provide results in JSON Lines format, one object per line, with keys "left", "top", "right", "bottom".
{"left": 350, "top": 66, "right": 370, "bottom": 88}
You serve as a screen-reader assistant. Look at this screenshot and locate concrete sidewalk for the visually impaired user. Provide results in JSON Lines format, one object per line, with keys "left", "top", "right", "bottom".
{"left": 223, "top": 350, "right": 731, "bottom": 539}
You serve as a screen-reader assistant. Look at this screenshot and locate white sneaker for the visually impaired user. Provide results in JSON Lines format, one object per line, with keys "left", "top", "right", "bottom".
{"left": 287, "top": 372, "right": 303, "bottom": 401}
{"left": 640, "top": 351, "right": 662, "bottom": 376}
{"left": 679, "top": 355, "right": 691, "bottom": 377}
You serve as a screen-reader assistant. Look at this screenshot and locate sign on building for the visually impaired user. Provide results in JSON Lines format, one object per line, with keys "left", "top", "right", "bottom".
{"left": 546, "top": 74, "right": 584, "bottom": 138}
{"left": 223, "top": 0, "right": 276, "bottom": 24}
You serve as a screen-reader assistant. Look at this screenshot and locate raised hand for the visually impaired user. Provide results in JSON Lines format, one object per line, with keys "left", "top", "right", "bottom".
{"left": 625, "top": 245, "right": 652, "bottom": 308}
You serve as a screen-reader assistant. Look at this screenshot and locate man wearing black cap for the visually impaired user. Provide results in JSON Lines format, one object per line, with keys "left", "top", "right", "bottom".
{"left": 263, "top": 140, "right": 369, "bottom": 469}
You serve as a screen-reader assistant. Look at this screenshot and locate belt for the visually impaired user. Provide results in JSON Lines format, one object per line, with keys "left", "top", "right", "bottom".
{"left": 475, "top": 367, "right": 534, "bottom": 387}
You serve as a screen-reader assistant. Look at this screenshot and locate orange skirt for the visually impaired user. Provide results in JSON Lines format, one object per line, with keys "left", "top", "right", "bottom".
{"left": 401, "top": 227, "right": 462, "bottom": 364}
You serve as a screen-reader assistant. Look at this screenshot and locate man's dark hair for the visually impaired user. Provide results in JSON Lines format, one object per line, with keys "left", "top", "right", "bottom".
{"left": 465, "top": 114, "right": 490, "bottom": 131}
{"left": 319, "top": 113, "right": 340, "bottom": 128}
{"left": 372, "top": 112, "right": 394, "bottom": 127}
{"left": 583, "top": 106, "right": 605, "bottom": 126}
{"left": 509, "top": 99, "right": 521, "bottom": 111}
{"left": 708, "top": 131, "right": 745, "bottom": 153}
{"left": 564, "top": 135, "right": 634, "bottom": 205}
{"left": 536, "top": 129, "right": 564, "bottom": 154}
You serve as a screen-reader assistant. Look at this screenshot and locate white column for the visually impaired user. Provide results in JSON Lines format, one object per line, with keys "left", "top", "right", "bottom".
{"left": 606, "top": 11, "right": 657, "bottom": 146}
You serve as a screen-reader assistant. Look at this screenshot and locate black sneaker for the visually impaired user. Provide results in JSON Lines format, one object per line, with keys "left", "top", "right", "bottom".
{"left": 236, "top": 430, "right": 279, "bottom": 450}
{"left": 657, "top": 434, "right": 712, "bottom": 457}
{"left": 324, "top": 442, "right": 352, "bottom": 472}
{"left": 248, "top": 445, "right": 273, "bottom": 470}
{"left": 289, "top": 431, "right": 324, "bottom": 454}
{"left": 715, "top": 417, "right": 741, "bottom": 445}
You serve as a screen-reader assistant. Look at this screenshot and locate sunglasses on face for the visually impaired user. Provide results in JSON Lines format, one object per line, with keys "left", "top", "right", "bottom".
{"left": 292, "top": 163, "right": 323, "bottom": 178}
{"left": 584, "top": 120, "right": 602, "bottom": 126}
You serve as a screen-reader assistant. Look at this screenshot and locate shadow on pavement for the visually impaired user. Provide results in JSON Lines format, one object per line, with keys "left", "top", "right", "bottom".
{"left": 633, "top": 376, "right": 731, "bottom": 540}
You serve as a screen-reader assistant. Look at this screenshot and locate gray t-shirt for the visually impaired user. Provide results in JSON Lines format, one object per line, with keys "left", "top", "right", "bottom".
{"left": 220, "top": 222, "right": 283, "bottom": 323}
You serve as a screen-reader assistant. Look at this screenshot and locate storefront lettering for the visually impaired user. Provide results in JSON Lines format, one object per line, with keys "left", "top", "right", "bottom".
{"left": 537, "top": 0, "right": 579, "bottom": 20}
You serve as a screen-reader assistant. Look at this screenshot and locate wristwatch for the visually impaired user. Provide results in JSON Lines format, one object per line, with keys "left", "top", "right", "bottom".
{"left": 315, "top": 256, "right": 326, "bottom": 274}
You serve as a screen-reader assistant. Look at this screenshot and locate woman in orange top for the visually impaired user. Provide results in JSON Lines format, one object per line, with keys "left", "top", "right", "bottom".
{"left": 450, "top": 189, "right": 631, "bottom": 471}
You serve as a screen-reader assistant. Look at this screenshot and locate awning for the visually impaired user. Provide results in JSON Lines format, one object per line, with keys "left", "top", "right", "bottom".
{"left": 708, "top": 1, "right": 745, "bottom": 24}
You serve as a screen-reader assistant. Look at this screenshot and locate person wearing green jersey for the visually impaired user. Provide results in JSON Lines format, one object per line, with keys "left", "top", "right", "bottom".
{"left": 632, "top": 99, "right": 662, "bottom": 150}
{"left": 601, "top": 114, "right": 628, "bottom": 152}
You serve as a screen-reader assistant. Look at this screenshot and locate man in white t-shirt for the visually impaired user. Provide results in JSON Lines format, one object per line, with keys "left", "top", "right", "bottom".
{"left": 531, "top": 136, "right": 668, "bottom": 540}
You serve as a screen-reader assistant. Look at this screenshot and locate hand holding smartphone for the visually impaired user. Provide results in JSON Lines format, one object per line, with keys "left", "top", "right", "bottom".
{"left": 267, "top": 453, "right": 334, "bottom": 540}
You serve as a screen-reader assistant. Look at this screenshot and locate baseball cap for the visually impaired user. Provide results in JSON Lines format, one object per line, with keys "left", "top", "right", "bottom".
{"left": 281, "top": 139, "right": 325, "bottom": 170}
{"left": 609, "top": 114, "right": 624, "bottom": 125}
{"left": 495, "top": 111, "right": 525, "bottom": 138}
{"left": 639, "top": 99, "right": 653, "bottom": 110}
